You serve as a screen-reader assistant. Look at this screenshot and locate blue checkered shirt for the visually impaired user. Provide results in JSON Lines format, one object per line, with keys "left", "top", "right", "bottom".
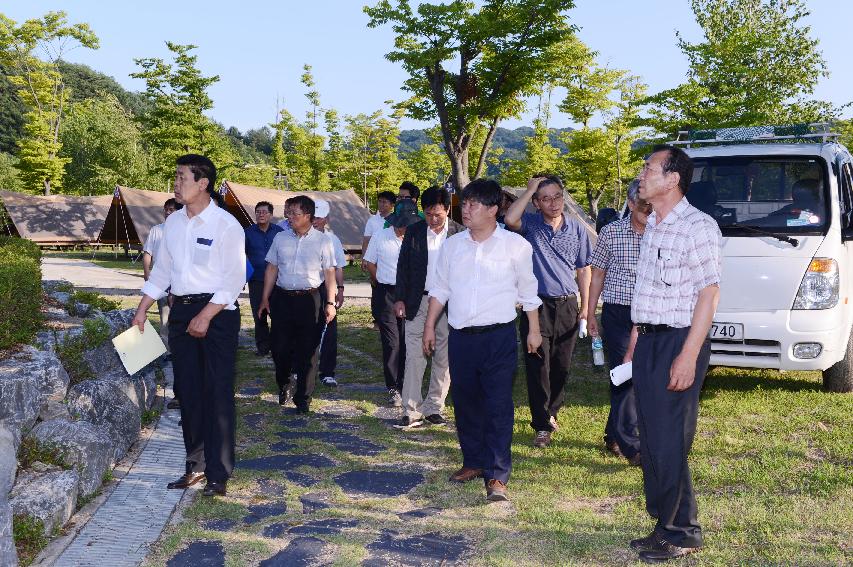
{"left": 589, "top": 215, "right": 641, "bottom": 305}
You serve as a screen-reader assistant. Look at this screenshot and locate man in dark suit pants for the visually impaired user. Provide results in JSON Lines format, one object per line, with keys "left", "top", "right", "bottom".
{"left": 393, "top": 187, "right": 463, "bottom": 428}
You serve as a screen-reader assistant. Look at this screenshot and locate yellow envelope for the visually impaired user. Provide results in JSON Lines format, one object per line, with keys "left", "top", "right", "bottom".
{"left": 111, "top": 319, "right": 167, "bottom": 375}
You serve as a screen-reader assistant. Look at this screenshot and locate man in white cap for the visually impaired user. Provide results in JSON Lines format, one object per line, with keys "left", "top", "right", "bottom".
{"left": 311, "top": 199, "right": 346, "bottom": 386}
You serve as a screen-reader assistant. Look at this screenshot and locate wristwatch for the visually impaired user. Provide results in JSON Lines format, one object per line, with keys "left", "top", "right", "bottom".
{"left": 326, "top": 301, "right": 335, "bottom": 306}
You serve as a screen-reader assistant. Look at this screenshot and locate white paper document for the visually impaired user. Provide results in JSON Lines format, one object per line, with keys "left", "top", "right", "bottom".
{"left": 112, "top": 319, "right": 167, "bottom": 375}
{"left": 610, "top": 361, "right": 632, "bottom": 386}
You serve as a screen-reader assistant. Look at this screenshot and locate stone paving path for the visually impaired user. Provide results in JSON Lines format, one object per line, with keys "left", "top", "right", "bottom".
{"left": 51, "top": 367, "right": 185, "bottom": 567}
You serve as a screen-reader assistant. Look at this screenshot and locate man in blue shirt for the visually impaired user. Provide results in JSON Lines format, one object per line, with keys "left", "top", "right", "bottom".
{"left": 245, "top": 201, "right": 283, "bottom": 356}
{"left": 505, "top": 175, "right": 592, "bottom": 448}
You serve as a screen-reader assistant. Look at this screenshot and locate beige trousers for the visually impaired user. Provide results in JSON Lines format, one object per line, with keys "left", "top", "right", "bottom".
{"left": 402, "top": 295, "right": 451, "bottom": 418}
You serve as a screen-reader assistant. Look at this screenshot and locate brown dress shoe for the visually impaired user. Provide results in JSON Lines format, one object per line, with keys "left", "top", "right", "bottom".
{"left": 627, "top": 452, "right": 642, "bottom": 467}
{"left": 448, "top": 466, "right": 483, "bottom": 483}
{"left": 605, "top": 440, "right": 624, "bottom": 457}
{"left": 486, "top": 479, "right": 508, "bottom": 502}
{"left": 533, "top": 430, "right": 551, "bottom": 448}
{"left": 167, "top": 472, "right": 205, "bottom": 489}
{"left": 638, "top": 538, "right": 700, "bottom": 563}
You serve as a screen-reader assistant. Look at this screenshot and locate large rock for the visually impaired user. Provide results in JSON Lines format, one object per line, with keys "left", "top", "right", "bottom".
{"left": 0, "top": 352, "right": 46, "bottom": 440}
{"left": 0, "top": 500, "right": 17, "bottom": 567}
{"left": 97, "top": 309, "right": 136, "bottom": 338}
{"left": 39, "top": 400, "right": 70, "bottom": 423}
{"left": 48, "top": 291, "right": 71, "bottom": 305}
{"left": 10, "top": 469, "right": 79, "bottom": 535}
{"left": 66, "top": 380, "right": 141, "bottom": 461}
{"left": 133, "top": 370, "right": 158, "bottom": 411}
{"left": 26, "top": 346, "right": 70, "bottom": 403}
{"left": 82, "top": 342, "right": 125, "bottom": 376}
{"left": 30, "top": 419, "right": 113, "bottom": 498}
{"left": 0, "top": 425, "right": 17, "bottom": 495}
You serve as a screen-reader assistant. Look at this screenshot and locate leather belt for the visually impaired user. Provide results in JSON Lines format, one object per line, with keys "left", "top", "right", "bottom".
{"left": 453, "top": 320, "right": 515, "bottom": 335}
{"left": 540, "top": 294, "right": 575, "bottom": 302}
{"left": 173, "top": 293, "right": 213, "bottom": 305}
{"left": 277, "top": 287, "right": 317, "bottom": 296}
{"left": 636, "top": 323, "right": 677, "bottom": 334}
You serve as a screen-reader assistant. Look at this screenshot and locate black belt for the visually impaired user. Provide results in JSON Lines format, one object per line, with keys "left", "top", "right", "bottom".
{"left": 423, "top": 291, "right": 430, "bottom": 296}
{"left": 276, "top": 287, "right": 318, "bottom": 297}
{"left": 453, "top": 320, "right": 514, "bottom": 334}
{"left": 540, "top": 294, "right": 576, "bottom": 302}
{"left": 173, "top": 293, "right": 213, "bottom": 305}
{"left": 636, "top": 323, "right": 677, "bottom": 335}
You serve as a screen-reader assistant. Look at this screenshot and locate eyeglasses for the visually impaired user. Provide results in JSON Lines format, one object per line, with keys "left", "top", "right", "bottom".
{"left": 284, "top": 210, "right": 307, "bottom": 218}
{"left": 537, "top": 194, "right": 564, "bottom": 205}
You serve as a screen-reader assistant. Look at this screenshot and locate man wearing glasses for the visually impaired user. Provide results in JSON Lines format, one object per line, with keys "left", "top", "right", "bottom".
{"left": 586, "top": 181, "right": 649, "bottom": 466}
{"left": 504, "top": 175, "right": 592, "bottom": 449}
{"left": 257, "top": 196, "right": 337, "bottom": 413}
{"left": 245, "top": 201, "right": 283, "bottom": 356}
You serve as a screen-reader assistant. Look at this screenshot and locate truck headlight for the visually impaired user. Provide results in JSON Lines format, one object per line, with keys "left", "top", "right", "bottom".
{"left": 793, "top": 258, "right": 839, "bottom": 310}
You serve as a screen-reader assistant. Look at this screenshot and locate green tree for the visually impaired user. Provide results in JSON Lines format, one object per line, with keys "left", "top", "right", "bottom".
{"left": 559, "top": 64, "right": 646, "bottom": 216}
{"left": 0, "top": 11, "right": 99, "bottom": 194}
{"left": 0, "top": 65, "right": 26, "bottom": 155}
{"left": 131, "top": 42, "right": 223, "bottom": 185}
{"left": 402, "top": 141, "right": 449, "bottom": 189}
{"left": 300, "top": 65, "right": 329, "bottom": 190}
{"left": 642, "top": 0, "right": 831, "bottom": 136}
{"left": 342, "top": 106, "right": 410, "bottom": 203}
{"left": 365, "top": 0, "right": 578, "bottom": 188}
{"left": 57, "top": 61, "right": 151, "bottom": 117}
{"left": 0, "top": 152, "right": 23, "bottom": 192}
{"left": 59, "top": 94, "right": 150, "bottom": 195}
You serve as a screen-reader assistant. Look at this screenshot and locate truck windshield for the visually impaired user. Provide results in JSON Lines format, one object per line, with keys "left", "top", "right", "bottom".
{"left": 689, "top": 156, "right": 828, "bottom": 234}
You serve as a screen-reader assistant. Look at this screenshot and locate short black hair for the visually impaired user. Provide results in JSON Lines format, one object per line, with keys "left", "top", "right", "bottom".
{"left": 461, "top": 178, "right": 502, "bottom": 210}
{"left": 535, "top": 175, "right": 565, "bottom": 195}
{"left": 176, "top": 154, "right": 222, "bottom": 205}
{"left": 164, "top": 198, "right": 181, "bottom": 210}
{"left": 399, "top": 181, "right": 420, "bottom": 200}
{"left": 651, "top": 144, "right": 693, "bottom": 194}
{"left": 255, "top": 201, "right": 273, "bottom": 214}
{"left": 377, "top": 191, "right": 396, "bottom": 204}
{"left": 289, "top": 195, "right": 315, "bottom": 220}
{"left": 420, "top": 186, "right": 451, "bottom": 210}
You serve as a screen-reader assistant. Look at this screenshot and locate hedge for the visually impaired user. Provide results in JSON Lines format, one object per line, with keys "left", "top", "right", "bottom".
{"left": 0, "top": 240, "right": 42, "bottom": 350}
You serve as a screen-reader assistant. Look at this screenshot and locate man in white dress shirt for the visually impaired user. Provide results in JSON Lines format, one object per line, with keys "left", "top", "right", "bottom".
{"left": 258, "top": 195, "right": 337, "bottom": 413}
{"left": 423, "top": 179, "right": 542, "bottom": 502}
{"left": 311, "top": 199, "right": 346, "bottom": 387}
{"left": 132, "top": 154, "right": 246, "bottom": 497}
{"left": 364, "top": 199, "right": 422, "bottom": 406}
{"left": 142, "top": 197, "right": 181, "bottom": 349}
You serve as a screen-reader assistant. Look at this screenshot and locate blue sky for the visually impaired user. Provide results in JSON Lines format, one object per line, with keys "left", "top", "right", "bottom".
{"left": 5, "top": 1, "right": 851, "bottom": 133}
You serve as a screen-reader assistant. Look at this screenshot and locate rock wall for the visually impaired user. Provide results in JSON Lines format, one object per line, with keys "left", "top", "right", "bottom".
{"left": 0, "top": 281, "right": 164, "bottom": 563}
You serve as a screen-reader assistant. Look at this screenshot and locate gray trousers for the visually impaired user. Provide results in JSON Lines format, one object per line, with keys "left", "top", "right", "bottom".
{"left": 157, "top": 296, "right": 170, "bottom": 352}
{"left": 401, "top": 295, "right": 451, "bottom": 418}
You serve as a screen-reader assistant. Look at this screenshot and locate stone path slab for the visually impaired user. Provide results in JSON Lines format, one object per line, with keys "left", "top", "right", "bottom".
{"left": 52, "top": 367, "right": 185, "bottom": 567}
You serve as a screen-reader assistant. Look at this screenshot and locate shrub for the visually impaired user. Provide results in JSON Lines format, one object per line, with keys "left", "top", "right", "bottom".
{"left": 17, "top": 436, "right": 70, "bottom": 470}
{"left": 56, "top": 318, "right": 111, "bottom": 385}
{"left": 68, "top": 289, "right": 120, "bottom": 313}
{"left": 0, "top": 235, "right": 41, "bottom": 262}
{"left": 0, "top": 245, "right": 42, "bottom": 350}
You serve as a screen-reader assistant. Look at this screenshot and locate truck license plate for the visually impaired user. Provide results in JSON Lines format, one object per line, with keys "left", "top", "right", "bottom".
{"left": 710, "top": 322, "right": 743, "bottom": 340}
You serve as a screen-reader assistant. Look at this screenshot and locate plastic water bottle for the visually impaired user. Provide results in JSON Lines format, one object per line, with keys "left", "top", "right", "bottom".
{"left": 592, "top": 336, "right": 605, "bottom": 366}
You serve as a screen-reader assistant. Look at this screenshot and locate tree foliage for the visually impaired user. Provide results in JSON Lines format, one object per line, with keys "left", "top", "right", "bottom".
{"left": 365, "top": 0, "right": 578, "bottom": 188}
{"left": 0, "top": 11, "right": 99, "bottom": 194}
{"left": 642, "top": 0, "right": 831, "bottom": 136}
{"left": 59, "top": 94, "right": 150, "bottom": 195}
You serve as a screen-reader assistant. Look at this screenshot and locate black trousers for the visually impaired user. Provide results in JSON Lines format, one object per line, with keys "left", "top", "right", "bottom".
{"left": 270, "top": 288, "right": 322, "bottom": 408}
{"left": 247, "top": 279, "right": 271, "bottom": 352}
{"left": 633, "top": 326, "right": 710, "bottom": 548}
{"left": 371, "top": 283, "right": 405, "bottom": 392}
{"left": 317, "top": 286, "right": 337, "bottom": 377}
{"left": 168, "top": 302, "right": 239, "bottom": 483}
{"left": 601, "top": 302, "right": 640, "bottom": 458}
{"left": 520, "top": 295, "right": 579, "bottom": 431}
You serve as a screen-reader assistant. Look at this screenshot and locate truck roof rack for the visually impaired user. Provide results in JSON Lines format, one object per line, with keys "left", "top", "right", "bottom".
{"left": 670, "top": 123, "right": 841, "bottom": 147}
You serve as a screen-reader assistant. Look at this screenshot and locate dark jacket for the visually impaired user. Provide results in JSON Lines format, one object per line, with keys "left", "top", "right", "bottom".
{"left": 394, "top": 218, "right": 464, "bottom": 321}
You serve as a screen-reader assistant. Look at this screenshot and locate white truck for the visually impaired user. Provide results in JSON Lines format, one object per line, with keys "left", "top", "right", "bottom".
{"left": 670, "top": 124, "right": 853, "bottom": 392}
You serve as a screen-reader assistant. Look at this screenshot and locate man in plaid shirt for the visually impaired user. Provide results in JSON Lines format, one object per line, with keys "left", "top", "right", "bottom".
{"left": 624, "top": 145, "right": 721, "bottom": 563}
{"left": 587, "top": 181, "right": 651, "bottom": 466}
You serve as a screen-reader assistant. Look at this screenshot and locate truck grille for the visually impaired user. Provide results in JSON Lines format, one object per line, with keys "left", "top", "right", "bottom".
{"left": 710, "top": 339, "right": 781, "bottom": 359}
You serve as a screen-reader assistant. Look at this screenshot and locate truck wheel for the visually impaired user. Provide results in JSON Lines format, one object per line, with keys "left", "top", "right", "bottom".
{"left": 822, "top": 332, "right": 853, "bottom": 393}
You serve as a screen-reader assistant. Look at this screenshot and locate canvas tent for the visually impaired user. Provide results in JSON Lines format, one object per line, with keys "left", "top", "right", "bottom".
{"left": 0, "top": 190, "right": 112, "bottom": 246}
{"left": 97, "top": 186, "right": 175, "bottom": 247}
{"left": 221, "top": 182, "right": 371, "bottom": 251}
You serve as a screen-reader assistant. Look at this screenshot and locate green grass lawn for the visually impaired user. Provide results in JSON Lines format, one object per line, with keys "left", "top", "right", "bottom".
{"left": 143, "top": 305, "right": 853, "bottom": 566}
{"left": 43, "top": 249, "right": 144, "bottom": 273}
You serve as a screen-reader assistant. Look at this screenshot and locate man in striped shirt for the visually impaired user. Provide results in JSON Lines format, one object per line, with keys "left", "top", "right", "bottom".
{"left": 587, "top": 181, "right": 650, "bottom": 466}
{"left": 624, "top": 145, "right": 722, "bottom": 562}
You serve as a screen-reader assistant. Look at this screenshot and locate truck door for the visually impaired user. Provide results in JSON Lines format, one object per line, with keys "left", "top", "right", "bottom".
{"left": 838, "top": 158, "right": 853, "bottom": 315}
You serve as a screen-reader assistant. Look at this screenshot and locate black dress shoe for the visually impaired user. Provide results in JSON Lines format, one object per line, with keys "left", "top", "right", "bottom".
{"left": 166, "top": 398, "right": 180, "bottom": 410}
{"left": 279, "top": 384, "right": 294, "bottom": 406}
{"left": 202, "top": 481, "right": 227, "bottom": 496}
{"left": 295, "top": 403, "right": 310, "bottom": 414}
{"left": 167, "top": 472, "right": 205, "bottom": 489}
{"left": 629, "top": 530, "right": 661, "bottom": 551}
{"left": 638, "top": 538, "right": 700, "bottom": 563}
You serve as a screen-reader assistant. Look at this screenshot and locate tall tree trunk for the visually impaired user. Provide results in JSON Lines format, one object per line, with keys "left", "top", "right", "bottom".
{"left": 473, "top": 117, "right": 500, "bottom": 180}
{"left": 43, "top": 178, "right": 51, "bottom": 196}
